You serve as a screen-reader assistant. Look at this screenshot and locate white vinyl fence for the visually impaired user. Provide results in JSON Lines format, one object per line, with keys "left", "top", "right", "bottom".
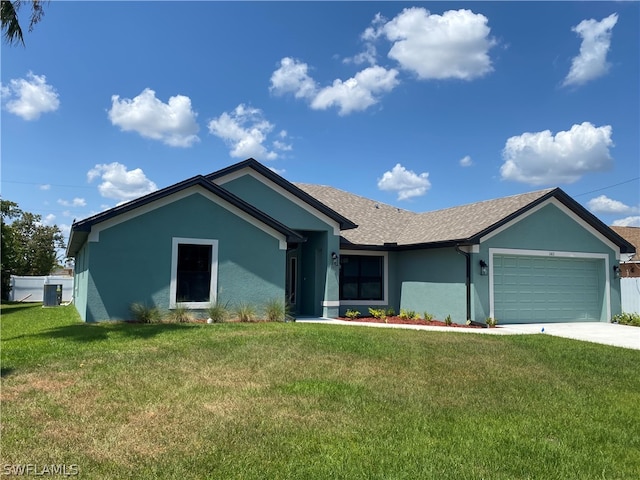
{"left": 621, "top": 278, "right": 640, "bottom": 315}
{"left": 8, "top": 275, "right": 74, "bottom": 303}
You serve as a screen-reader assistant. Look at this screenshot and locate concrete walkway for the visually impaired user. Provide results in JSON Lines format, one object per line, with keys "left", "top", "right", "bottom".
{"left": 296, "top": 317, "right": 640, "bottom": 350}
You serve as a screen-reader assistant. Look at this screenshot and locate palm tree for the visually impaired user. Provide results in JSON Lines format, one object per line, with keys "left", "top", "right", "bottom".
{"left": 1, "top": 0, "right": 46, "bottom": 46}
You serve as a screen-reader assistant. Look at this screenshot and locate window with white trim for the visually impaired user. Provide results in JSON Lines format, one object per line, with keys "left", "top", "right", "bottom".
{"left": 340, "top": 254, "right": 384, "bottom": 301}
{"left": 170, "top": 238, "right": 218, "bottom": 308}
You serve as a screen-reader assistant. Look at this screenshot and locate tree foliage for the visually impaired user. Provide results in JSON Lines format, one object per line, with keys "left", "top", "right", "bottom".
{"left": 1, "top": 199, "right": 65, "bottom": 299}
{"left": 1, "top": 0, "right": 47, "bottom": 46}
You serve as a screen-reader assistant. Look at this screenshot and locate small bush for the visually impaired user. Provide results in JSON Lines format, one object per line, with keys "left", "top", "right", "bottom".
{"left": 612, "top": 312, "right": 640, "bottom": 327}
{"left": 345, "top": 309, "right": 360, "bottom": 319}
{"left": 444, "top": 315, "right": 453, "bottom": 326}
{"left": 166, "top": 305, "right": 194, "bottom": 323}
{"left": 399, "top": 309, "right": 419, "bottom": 320}
{"left": 264, "top": 298, "right": 287, "bottom": 322}
{"left": 386, "top": 308, "right": 396, "bottom": 317}
{"left": 130, "top": 302, "right": 162, "bottom": 324}
{"left": 486, "top": 317, "right": 498, "bottom": 328}
{"left": 206, "top": 301, "right": 229, "bottom": 323}
{"left": 423, "top": 312, "right": 434, "bottom": 321}
{"left": 235, "top": 303, "right": 257, "bottom": 322}
{"left": 368, "top": 307, "right": 387, "bottom": 320}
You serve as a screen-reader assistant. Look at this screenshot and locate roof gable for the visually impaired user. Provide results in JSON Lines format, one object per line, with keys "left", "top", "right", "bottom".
{"left": 67, "top": 175, "right": 304, "bottom": 257}
{"left": 206, "top": 158, "right": 357, "bottom": 231}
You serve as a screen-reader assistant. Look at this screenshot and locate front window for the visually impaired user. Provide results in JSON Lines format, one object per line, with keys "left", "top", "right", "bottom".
{"left": 170, "top": 238, "right": 218, "bottom": 308}
{"left": 340, "top": 254, "right": 384, "bottom": 301}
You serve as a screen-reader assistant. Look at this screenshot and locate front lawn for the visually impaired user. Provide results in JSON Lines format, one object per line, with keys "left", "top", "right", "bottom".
{"left": 1, "top": 303, "right": 639, "bottom": 479}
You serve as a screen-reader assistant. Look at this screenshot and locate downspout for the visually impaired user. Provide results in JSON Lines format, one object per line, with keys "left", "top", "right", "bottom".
{"left": 455, "top": 244, "right": 471, "bottom": 323}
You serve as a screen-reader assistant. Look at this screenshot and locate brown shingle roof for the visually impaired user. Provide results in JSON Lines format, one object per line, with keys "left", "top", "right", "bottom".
{"left": 295, "top": 183, "right": 555, "bottom": 247}
{"left": 610, "top": 226, "right": 640, "bottom": 261}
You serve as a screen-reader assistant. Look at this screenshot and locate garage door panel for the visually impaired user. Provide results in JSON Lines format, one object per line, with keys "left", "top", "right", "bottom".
{"left": 493, "top": 254, "right": 604, "bottom": 323}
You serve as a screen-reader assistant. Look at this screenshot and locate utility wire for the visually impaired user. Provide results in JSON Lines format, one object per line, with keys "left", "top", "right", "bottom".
{"left": 573, "top": 177, "right": 640, "bottom": 197}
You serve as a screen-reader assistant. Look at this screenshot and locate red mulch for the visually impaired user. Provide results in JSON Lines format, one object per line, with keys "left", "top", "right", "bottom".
{"left": 338, "top": 316, "right": 483, "bottom": 328}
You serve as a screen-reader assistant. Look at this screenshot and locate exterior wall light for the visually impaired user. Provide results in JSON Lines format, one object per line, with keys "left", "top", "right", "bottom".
{"left": 613, "top": 265, "right": 621, "bottom": 279}
{"left": 479, "top": 260, "right": 488, "bottom": 276}
{"left": 331, "top": 252, "right": 339, "bottom": 267}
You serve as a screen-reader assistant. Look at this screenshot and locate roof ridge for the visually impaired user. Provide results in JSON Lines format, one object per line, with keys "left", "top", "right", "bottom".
{"left": 294, "top": 182, "right": 417, "bottom": 216}
{"left": 417, "top": 187, "right": 557, "bottom": 216}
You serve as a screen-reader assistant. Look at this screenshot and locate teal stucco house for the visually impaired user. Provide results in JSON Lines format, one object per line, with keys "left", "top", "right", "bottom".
{"left": 67, "top": 158, "right": 635, "bottom": 324}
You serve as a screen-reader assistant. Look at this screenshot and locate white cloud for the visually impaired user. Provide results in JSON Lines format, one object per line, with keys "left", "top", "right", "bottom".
{"left": 58, "top": 224, "right": 71, "bottom": 239}
{"left": 563, "top": 13, "right": 618, "bottom": 87}
{"left": 377, "top": 163, "right": 431, "bottom": 200}
{"left": 587, "top": 195, "right": 638, "bottom": 214}
{"left": 57, "top": 198, "right": 87, "bottom": 207}
{"left": 271, "top": 58, "right": 399, "bottom": 116}
{"left": 269, "top": 57, "right": 318, "bottom": 99}
{"left": 208, "top": 104, "right": 289, "bottom": 160}
{"left": 612, "top": 216, "right": 640, "bottom": 227}
{"left": 383, "top": 8, "right": 495, "bottom": 80}
{"left": 311, "top": 66, "right": 399, "bottom": 116}
{"left": 108, "top": 88, "right": 199, "bottom": 147}
{"left": 459, "top": 155, "right": 473, "bottom": 167}
{"left": 42, "top": 213, "right": 56, "bottom": 225}
{"left": 500, "top": 122, "right": 614, "bottom": 185}
{"left": 87, "top": 162, "right": 157, "bottom": 203}
{"left": 40, "top": 184, "right": 51, "bottom": 190}
{"left": 1, "top": 72, "right": 60, "bottom": 120}
{"left": 343, "top": 43, "right": 379, "bottom": 66}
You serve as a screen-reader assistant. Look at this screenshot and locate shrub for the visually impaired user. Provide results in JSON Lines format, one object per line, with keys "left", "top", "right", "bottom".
{"left": 264, "top": 298, "right": 287, "bottom": 322}
{"left": 385, "top": 308, "right": 396, "bottom": 317}
{"left": 444, "top": 315, "right": 453, "bottom": 326}
{"left": 129, "top": 302, "right": 162, "bottom": 324}
{"left": 368, "top": 308, "right": 387, "bottom": 320}
{"left": 399, "top": 309, "right": 419, "bottom": 320}
{"left": 235, "top": 303, "right": 257, "bottom": 322}
{"left": 612, "top": 312, "right": 640, "bottom": 327}
{"left": 486, "top": 317, "right": 498, "bottom": 328}
{"left": 206, "top": 301, "right": 229, "bottom": 323}
{"left": 166, "top": 305, "right": 193, "bottom": 323}
{"left": 345, "top": 309, "right": 360, "bottom": 319}
{"left": 423, "top": 312, "right": 434, "bottom": 321}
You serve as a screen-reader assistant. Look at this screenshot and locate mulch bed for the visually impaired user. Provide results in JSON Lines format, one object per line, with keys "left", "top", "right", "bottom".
{"left": 338, "top": 316, "right": 484, "bottom": 328}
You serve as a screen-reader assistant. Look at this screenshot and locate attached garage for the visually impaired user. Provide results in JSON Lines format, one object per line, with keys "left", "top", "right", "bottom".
{"left": 490, "top": 249, "right": 609, "bottom": 323}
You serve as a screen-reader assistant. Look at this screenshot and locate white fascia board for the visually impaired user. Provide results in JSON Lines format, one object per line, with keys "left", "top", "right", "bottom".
{"left": 480, "top": 197, "right": 621, "bottom": 260}
{"left": 87, "top": 186, "right": 288, "bottom": 250}
{"left": 214, "top": 168, "right": 342, "bottom": 235}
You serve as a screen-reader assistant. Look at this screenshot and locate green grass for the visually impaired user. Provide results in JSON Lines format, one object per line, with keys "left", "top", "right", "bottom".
{"left": 2, "top": 302, "right": 639, "bottom": 479}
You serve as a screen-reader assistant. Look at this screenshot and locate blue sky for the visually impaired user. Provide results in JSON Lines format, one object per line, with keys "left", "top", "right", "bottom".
{"left": 2, "top": 1, "right": 639, "bottom": 252}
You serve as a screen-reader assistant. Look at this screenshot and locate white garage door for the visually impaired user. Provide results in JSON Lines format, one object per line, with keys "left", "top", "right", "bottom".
{"left": 492, "top": 254, "right": 605, "bottom": 323}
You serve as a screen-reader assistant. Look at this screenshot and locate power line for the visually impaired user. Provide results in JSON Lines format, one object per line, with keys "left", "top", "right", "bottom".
{"left": 573, "top": 177, "right": 640, "bottom": 198}
{"left": 1, "top": 180, "right": 95, "bottom": 189}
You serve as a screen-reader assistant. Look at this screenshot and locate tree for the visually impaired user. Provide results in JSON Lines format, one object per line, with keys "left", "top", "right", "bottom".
{"left": 1, "top": 200, "right": 21, "bottom": 298}
{"left": 1, "top": 199, "right": 65, "bottom": 300}
{"left": 1, "top": 0, "right": 46, "bottom": 46}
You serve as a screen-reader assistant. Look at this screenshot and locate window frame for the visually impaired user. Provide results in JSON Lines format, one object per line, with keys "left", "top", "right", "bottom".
{"left": 169, "top": 237, "right": 218, "bottom": 309}
{"left": 339, "top": 250, "right": 388, "bottom": 305}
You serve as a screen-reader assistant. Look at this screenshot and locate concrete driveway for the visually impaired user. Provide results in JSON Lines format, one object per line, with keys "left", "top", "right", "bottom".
{"left": 497, "top": 322, "right": 640, "bottom": 350}
{"left": 298, "top": 318, "right": 640, "bottom": 350}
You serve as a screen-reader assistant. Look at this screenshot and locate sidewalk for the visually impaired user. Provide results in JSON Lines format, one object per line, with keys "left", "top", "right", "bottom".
{"left": 296, "top": 317, "right": 640, "bottom": 350}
